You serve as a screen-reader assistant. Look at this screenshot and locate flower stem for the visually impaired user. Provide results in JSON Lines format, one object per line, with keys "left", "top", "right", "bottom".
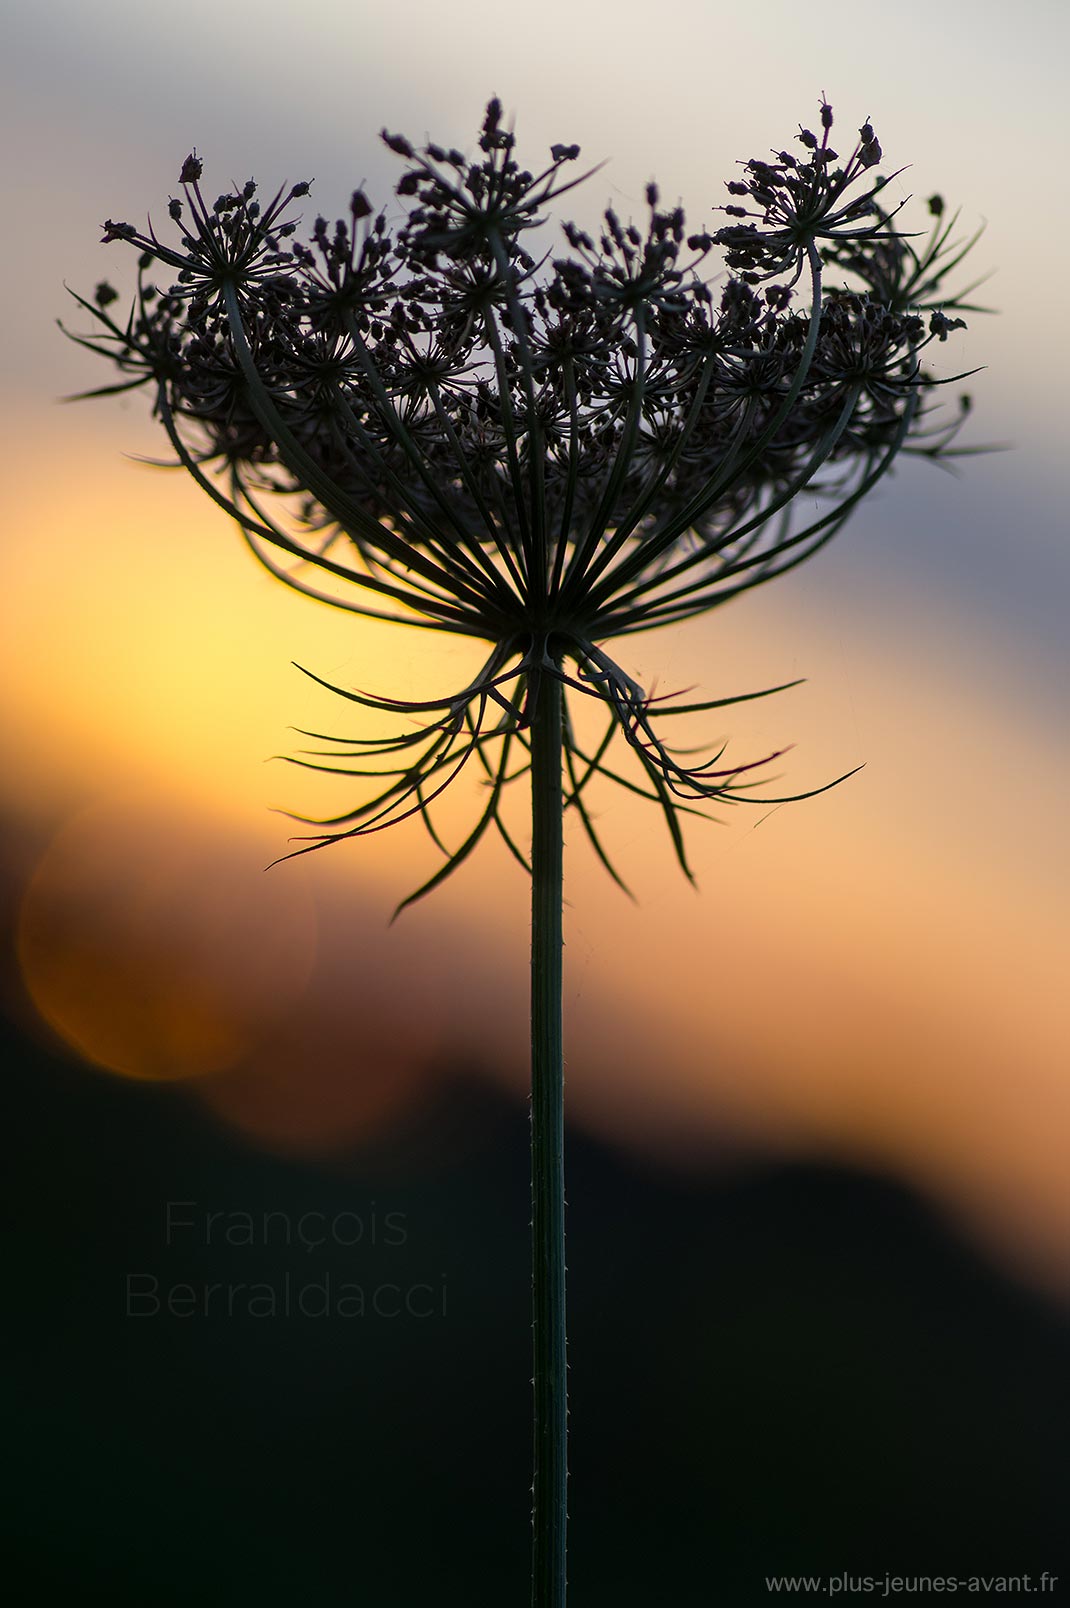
{"left": 530, "top": 662, "right": 567, "bottom": 1608}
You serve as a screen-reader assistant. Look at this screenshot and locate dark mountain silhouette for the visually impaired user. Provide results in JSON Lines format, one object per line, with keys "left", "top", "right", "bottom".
{"left": 5, "top": 1017, "right": 1068, "bottom": 1606}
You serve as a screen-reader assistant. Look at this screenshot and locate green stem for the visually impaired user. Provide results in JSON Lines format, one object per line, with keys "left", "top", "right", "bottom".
{"left": 530, "top": 662, "right": 567, "bottom": 1608}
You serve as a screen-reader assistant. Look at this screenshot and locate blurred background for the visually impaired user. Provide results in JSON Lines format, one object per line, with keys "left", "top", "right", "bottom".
{"left": 3, "top": 0, "right": 1069, "bottom": 1600}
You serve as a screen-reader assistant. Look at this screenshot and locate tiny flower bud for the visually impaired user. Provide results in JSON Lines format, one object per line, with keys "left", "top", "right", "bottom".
{"left": 930, "top": 310, "right": 966, "bottom": 340}
{"left": 179, "top": 152, "right": 202, "bottom": 185}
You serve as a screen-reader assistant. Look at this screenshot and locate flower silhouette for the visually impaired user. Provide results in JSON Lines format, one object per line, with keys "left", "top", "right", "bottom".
{"left": 67, "top": 97, "right": 979, "bottom": 901}
{"left": 67, "top": 99, "right": 987, "bottom": 1606}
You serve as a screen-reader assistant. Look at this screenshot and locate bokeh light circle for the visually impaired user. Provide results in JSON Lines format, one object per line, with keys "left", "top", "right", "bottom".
{"left": 17, "top": 795, "right": 317, "bottom": 1081}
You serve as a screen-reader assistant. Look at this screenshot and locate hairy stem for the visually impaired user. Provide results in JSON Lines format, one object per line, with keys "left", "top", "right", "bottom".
{"left": 530, "top": 663, "right": 567, "bottom": 1608}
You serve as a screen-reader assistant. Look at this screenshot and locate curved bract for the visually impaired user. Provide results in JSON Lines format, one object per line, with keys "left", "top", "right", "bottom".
{"left": 66, "top": 97, "right": 981, "bottom": 895}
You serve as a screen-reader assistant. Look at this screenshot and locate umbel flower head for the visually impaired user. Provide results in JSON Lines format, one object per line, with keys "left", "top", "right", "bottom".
{"left": 67, "top": 97, "right": 982, "bottom": 903}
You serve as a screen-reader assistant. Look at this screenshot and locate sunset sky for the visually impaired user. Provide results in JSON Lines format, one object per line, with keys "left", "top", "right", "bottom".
{"left": 3, "top": 0, "right": 1068, "bottom": 1297}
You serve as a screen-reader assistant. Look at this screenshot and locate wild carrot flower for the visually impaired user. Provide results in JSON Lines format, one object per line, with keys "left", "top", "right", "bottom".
{"left": 66, "top": 98, "right": 983, "bottom": 1608}
{"left": 67, "top": 96, "right": 978, "bottom": 901}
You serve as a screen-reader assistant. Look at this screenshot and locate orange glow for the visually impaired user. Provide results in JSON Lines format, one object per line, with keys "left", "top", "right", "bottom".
{"left": 2, "top": 408, "right": 1068, "bottom": 1295}
{"left": 0, "top": 413, "right": 486, "bottom": 838}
